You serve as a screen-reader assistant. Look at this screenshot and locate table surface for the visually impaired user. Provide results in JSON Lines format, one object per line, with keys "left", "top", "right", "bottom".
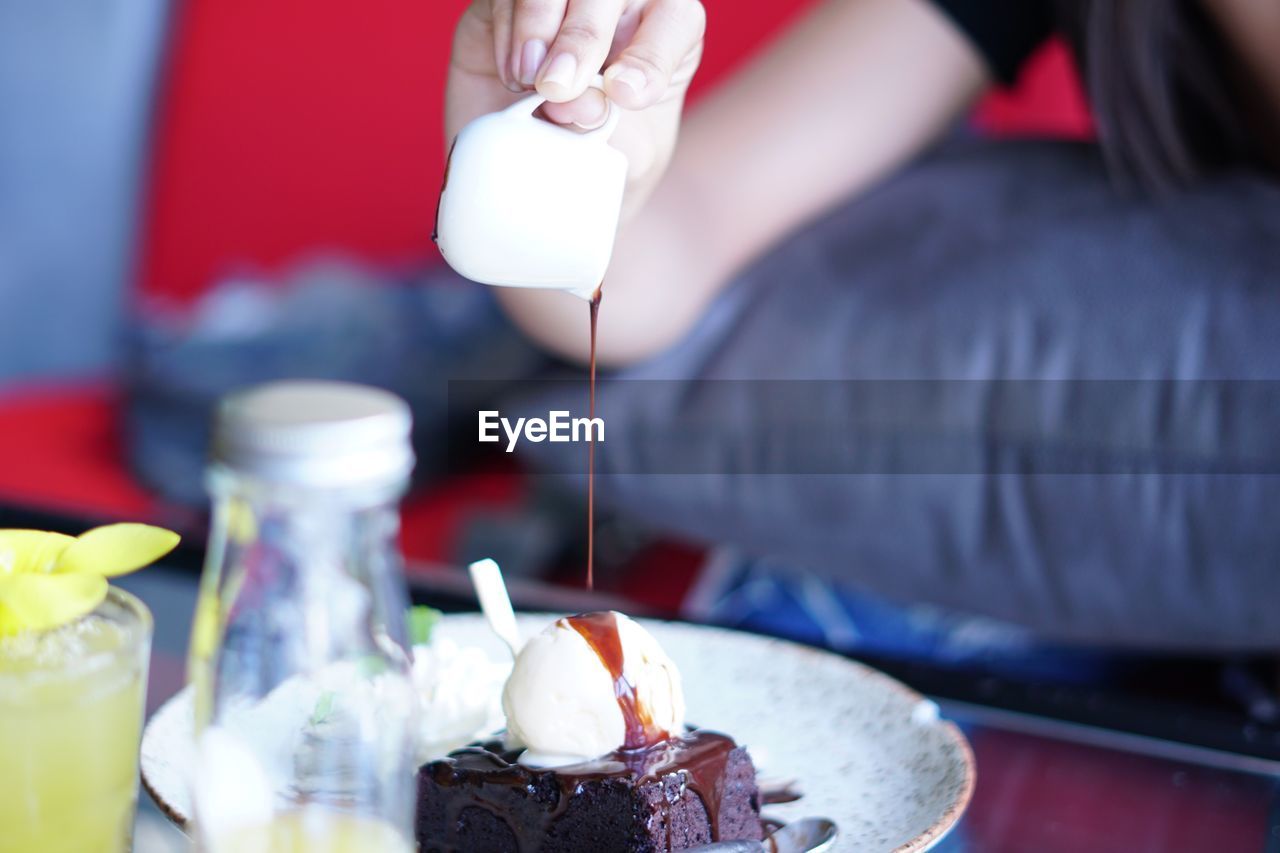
{"left": 117, "top": 566, "right": 1280, "bottom": 853}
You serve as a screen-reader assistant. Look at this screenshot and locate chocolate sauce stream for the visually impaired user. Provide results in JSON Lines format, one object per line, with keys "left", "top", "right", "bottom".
{"left": 564, "top": 612, "right": 669, "bottom": 750}
{"left": 586, "top": 285, "right": 602, "bottom": 590}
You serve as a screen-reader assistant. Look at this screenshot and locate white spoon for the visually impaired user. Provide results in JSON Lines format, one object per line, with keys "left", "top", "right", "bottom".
{"left": 467, "top": 558, "right": 522, "bottom": 657}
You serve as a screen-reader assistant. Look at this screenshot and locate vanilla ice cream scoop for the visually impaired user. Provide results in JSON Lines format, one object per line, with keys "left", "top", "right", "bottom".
{"left": 502, "top": 611, "right": 685, "bottom": 764}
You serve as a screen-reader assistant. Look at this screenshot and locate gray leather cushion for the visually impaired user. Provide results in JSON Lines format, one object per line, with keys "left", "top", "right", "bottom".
{"left": 526, "top": 140, "right": 1280, "bottom": 649}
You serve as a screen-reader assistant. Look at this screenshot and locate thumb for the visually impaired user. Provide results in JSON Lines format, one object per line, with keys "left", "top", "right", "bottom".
{"left": 540, "top": 87, "right": 612, "bottom": 131}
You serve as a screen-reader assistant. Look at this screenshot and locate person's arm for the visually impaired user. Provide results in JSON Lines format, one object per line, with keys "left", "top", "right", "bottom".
{"left": 1203, "top": 0, "right": 1280, "bottom": 165}
{"left": 495, "top": 0, "right": 988, "bottom": 365}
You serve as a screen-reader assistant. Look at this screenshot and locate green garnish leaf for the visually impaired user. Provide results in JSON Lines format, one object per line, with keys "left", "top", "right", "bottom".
{"left": 310, "top": 690, "right": 336, "bottom": 726}
{"left": 408, "top": 605, "right": 441, "bottom": 646}
{"left": 357, "top": 654, "right": 390, "bottom": 677}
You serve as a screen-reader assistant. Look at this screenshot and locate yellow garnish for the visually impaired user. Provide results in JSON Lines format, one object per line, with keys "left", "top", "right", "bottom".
{"left": 0, "top": 524, "right": 180, "bottom": 637}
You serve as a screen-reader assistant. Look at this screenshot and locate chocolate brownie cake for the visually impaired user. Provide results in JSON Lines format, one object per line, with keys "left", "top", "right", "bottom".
{"left": 416, "top": 729, "right": 761, "bottom": 852}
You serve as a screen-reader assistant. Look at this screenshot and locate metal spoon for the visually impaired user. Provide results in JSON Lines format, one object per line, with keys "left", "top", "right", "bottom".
{"left": 686, "top": 817, "right": 839, "bottom": 853}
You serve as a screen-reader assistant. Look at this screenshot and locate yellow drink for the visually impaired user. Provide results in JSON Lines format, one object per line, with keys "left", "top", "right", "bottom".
{"left": 204, "top": 809, "right": 414, "bottom": 853}
{"left": 0, "top": 588, "right": 151, "bottom": 853}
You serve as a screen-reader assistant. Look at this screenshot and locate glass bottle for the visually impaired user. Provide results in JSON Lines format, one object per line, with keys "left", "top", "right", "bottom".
{"left": 188, "top": 381, "right": 417, "bottom": 853}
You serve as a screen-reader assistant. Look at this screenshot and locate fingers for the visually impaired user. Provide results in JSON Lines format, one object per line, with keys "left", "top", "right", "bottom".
{"left": 603, "top": 0, "right": 705, "bottom": 109}
{"left": 494, "top": 0, "right": 704, "bottom": 109}
{"left": 536, "top": 0, "right": 625, "bottom": 102}
{"left": 541, "top": 87, "right": 610, "bottom": 129}
{"left": 489, "top": 0, "right": 520, "bottom": 91}
{"left": 510, "top": 0, "right": 568, "bottom": 87}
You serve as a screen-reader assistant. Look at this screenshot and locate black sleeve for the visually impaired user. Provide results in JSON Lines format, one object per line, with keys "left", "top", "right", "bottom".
{"left": 929, "top": 0, "right": 1056, "bottom": 84}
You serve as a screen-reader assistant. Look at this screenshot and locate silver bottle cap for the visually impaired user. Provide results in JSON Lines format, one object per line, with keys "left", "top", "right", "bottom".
{"left": 212, "top": 381, "right": 414, "bottom": 490}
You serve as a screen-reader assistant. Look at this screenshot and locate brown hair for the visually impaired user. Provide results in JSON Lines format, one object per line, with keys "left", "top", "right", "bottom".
{"left": 1059, "top": 0, "right": 1257, "bottom": 193}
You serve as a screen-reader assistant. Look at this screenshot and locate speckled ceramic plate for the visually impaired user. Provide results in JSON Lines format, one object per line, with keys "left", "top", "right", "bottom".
{"left": 142, "top": 614, "right": 973, "bottom": 852}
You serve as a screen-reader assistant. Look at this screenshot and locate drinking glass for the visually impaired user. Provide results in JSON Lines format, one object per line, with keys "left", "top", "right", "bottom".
{"left": 0, "top": 587, "right": 152, "bottom": 853}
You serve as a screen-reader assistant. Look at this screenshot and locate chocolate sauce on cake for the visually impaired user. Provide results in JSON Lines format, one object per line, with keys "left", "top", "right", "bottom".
{"left": 440, "top": 729, "right": 735, "bottom": 813}
{"left": 564, "top": 611, "right": 670, "bottom": 750}
{"left": 642, "top": 732, "right": 736, "bottom": 837}
{"left": 419, "top": 729, "right": 754, "bottom": 852}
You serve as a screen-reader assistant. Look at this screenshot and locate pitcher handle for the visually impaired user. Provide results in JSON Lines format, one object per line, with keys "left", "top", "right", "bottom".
{"left": 501, "top": 74, "right": 621, "bottom": 141}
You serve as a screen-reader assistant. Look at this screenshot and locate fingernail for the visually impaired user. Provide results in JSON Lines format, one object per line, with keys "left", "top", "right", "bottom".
{"left": 608, "top": 65, "right": 647, "bottom": 96}
{"left": 540, "top": 52, "right": 578, "bottom": 92}
{"left": 518, "top": 39, "right": 547, "bottom": 86}
{"left": 574, "top": 91, "right": 610, "bottom": 129}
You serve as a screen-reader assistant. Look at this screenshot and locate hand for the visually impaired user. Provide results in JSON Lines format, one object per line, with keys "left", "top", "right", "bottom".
{"left": 446, "top": 0, "right": 705, "bottom": 219}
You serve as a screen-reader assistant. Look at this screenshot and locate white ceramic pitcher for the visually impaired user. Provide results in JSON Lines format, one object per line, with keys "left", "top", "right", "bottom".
{"left": 434, "top": 82, "right": 627, "bottom": 299}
